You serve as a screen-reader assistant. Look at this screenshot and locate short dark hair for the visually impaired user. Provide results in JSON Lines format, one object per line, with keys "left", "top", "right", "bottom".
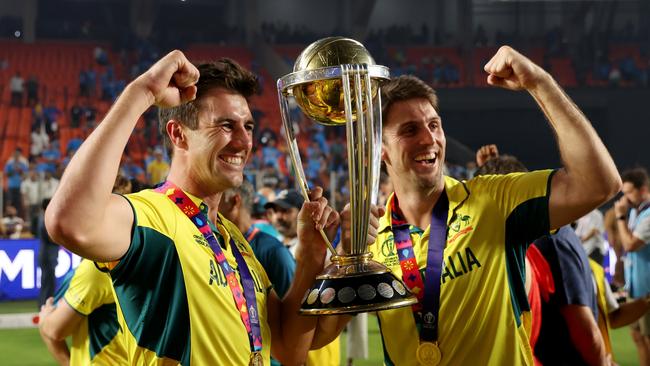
{"left": 474, "top": 155, "right": 528, "bottom": 176}
{"left": 158, "top": 58, "right": 258, "bottom": 155}
{"left": 621, "top": 168, "right": 649, "bottom": 189}
{"left": 381, "top": 75, "right": 439, "bottom": 124}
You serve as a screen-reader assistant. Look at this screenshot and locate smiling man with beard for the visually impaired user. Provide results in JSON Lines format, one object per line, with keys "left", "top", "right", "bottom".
{"left": 45, "top": 51, "right": 339, "bottom": 365}
{"left": 312, "top": 46, "right": 622, "bottom": 366}
{"left": 265, "top": 189, "right": 304, "bottom": 255}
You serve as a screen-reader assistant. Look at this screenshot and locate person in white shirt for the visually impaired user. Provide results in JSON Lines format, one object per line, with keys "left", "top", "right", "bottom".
{"left": 10, "top": 72, "right": 24, "bottom": 107}
{"left": 575, "top": 209, "right": 607, "bottom": 265}
{"left": 21, "top": 169, "right": 43, "bottom": 235}
{"left": 40, "top": 171, "right": 60, "bottom": 201}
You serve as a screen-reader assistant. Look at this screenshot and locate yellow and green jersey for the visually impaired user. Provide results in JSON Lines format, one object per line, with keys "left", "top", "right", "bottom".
{"left": 371, "top": 170, "right": 554, "bottom": 366}
{"left": 104, "top": 188, "right": 272, "bottom": 365}
{"left": 55, "top": 259, "right": 127, "bottom": 366}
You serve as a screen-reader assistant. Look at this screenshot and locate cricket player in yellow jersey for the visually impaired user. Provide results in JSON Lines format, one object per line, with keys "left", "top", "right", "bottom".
{"left": 373, "top": 46, "right": 620, "bottom": 365}
{"left": 45, "top": 51, "right": 341, "bottom": 365}
{"left": 39, "top": 259, "right": 128, "bottom": 365}
{"left": 310, "top": 45, "right": 621, "bottom": 365}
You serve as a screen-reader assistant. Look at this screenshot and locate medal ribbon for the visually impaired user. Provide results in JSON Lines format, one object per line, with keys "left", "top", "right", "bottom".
{"left": 391, "top": 190, "right": 449, "bottom": 343}
{"left": 155, "top": 181, "right": 263, "bottom": 352}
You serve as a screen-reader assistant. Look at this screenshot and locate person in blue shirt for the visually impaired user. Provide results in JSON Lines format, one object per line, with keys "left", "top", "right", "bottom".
{"left": 4, "top": 148, "right": 29, "bottom": 217}
{"left": 219, "top": 179, "right": 295, "bottom": 297}
{"left": 533, "top": 226, "right": 605, "bottom": 366}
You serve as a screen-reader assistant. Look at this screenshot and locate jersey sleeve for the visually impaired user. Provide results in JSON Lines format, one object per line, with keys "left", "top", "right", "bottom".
{"left": 473, "top": 169, "right": 555, "bottom": 245}
{"left": 63, "top": 260, "right": 114, "bottom": 316}
{"left": 97, "top": 191, "right": 177, "bottom": 273}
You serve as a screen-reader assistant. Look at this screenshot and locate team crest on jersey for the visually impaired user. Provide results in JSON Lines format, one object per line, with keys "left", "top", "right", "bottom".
{"left": 380, "top": 235, "right": 399, "bottom": 267}
{"left": 447, "top": 213, "right": 474, "bottom": 244}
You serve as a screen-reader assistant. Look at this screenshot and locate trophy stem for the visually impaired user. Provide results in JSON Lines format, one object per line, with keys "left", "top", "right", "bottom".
{"left": 276, "top": 36, "right": 417, "bottom": 315}
{"left": 276, "top": 86, "right": 337, "bottom": 256}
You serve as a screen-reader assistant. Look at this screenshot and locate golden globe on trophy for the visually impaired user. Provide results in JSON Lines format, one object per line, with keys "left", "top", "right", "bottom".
{"left": 276, "top": 37, "right": 417, "bottom": 315}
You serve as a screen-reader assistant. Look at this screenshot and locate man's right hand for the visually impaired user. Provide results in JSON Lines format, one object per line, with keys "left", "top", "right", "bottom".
{"left": 135, "top": 50, "right": 200, "bottom": 108}
{"left": 339, "top": 203, "right": 385, "bottom": 254}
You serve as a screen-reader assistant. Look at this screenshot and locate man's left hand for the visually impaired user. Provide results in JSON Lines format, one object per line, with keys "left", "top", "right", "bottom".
{"left": 484, "top": 46, "right": 550, "bottom": 91}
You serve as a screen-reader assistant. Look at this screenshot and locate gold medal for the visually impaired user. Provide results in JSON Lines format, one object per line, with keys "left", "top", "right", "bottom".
{"left": 416, "top": 341, "right": 442, "bottom": 366}
{"left": 249, "top": 351, "right": 263, "bottom": 366}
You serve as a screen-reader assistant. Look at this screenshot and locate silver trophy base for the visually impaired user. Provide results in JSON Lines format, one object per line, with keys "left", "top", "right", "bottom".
{"left": 299, "top": 253, "right": 417, "bottom": 315}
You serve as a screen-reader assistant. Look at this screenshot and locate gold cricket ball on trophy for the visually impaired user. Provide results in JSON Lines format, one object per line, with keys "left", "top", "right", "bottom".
{"left": 292, "top": 37, "right": 379, "bottom": 126}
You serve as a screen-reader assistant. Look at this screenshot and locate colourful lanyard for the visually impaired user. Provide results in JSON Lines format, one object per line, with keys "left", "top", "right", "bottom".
{"left": 155, "top": 181, "right": 263, "bottom": 353}
{"left": 391, "top": 190, "right": 449, "bottom": 343}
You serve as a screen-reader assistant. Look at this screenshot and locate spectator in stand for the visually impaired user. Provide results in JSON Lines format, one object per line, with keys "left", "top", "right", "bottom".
{"left": 41, "top": 142, "right": 61, "bottom": 173}
{"left": 146, "top": 147, "right": 170, "bottom": 186}
{"left": 78, "top": 69, "right": 89, "bottom": 97}
{"left": 32, "top": 101, "right": 45, "bottom": 131}
{"left": 30, "top": 124, "right": 50, "bottom": 160}
{"left": 37, "top": 198, "right": 58, "bottom": 308}
{"left": 265, "top": 189, "right": 303, "bottom": 256}
{"left": 10, "top": 71, "right": 24, "bottom": 107}
{"left": 69, "top": 99, "right": 84, "bottom": 128}
{"left": 86, "top": 67, "right": 97, "bottom": 98}
{"left": 60, "top": 149, "right": 76, "bottom": 170}
{"left": 26, "top": 75, "right": 39, "bottom": 106}
{"left": 100, "top": 66, "right": 115, "bottom": 101}
{"left": 260, "top": 163, "right": 281, "bottom": 190}
{"left": 4, "top": 147, "right": 29, "bottom": 216}
{"left": 82, "top": 100, "right": 97, "bottom": 130}
{"left": 94, "top": 46, "right": 109, "bottom": 66}
{"left": 251, "top": 191, "right": 283, "bottom": 241}
{"left": 2, "top": 205, "right": 25, "bottom": 239}
{"left": 66, "top": 137, "right": 83, "bottom": 155}
{"left": 40, "top": 171, "right": 60, "bottom": 201}
{"left": 42, "top": 99, "right": 61, "bottom": 136}
{"left": 261, "top": 137, "right": 282, "bottom": 167}
{"left": 443, "top": 60, "right": 460, "bottom": 85}
{"left": 21, "top": 168, "right": 43, "bottom": 235}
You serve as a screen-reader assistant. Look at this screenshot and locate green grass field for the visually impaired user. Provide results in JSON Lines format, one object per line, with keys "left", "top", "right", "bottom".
{"left": 0, "top": 300, "right": 640, "bottom": 365}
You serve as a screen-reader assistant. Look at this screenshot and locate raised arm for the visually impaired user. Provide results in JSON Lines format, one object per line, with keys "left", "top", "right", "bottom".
{"left": 484, "top": 46, "right": 621, "bottom": 229}
{"left": 45, "top": 50, "right": 199, "bottom": 261}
